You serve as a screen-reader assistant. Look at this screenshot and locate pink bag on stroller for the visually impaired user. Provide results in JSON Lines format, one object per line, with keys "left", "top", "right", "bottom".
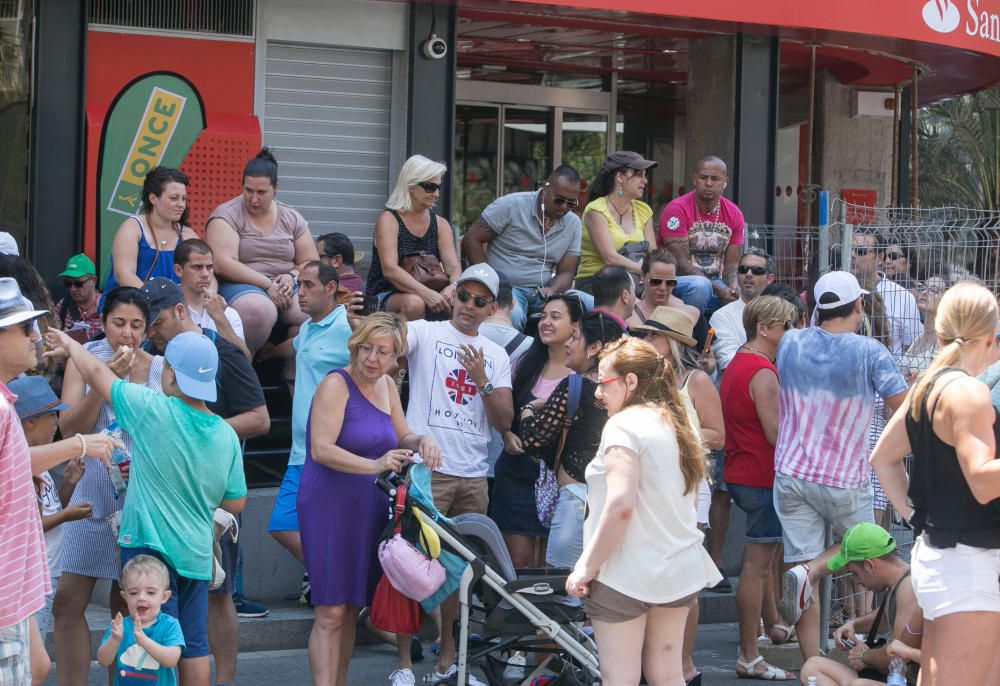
{"left": 378, "top": 484, "right": 445, "bottom": 602}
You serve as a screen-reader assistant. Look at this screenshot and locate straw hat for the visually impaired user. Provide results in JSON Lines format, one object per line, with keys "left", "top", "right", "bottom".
{"left": 630, "top": 305, "right": 697, "bottom": 347}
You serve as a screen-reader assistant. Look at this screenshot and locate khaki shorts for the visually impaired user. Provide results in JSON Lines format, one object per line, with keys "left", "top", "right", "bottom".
{"left": 431, "top": 473, "right": 488, "bottom": 518}
{"left": 0, "top": 618, "right": 30, "bottom": 686}
{"left": 584, "top": 580, "right": 697, "bottom": 624}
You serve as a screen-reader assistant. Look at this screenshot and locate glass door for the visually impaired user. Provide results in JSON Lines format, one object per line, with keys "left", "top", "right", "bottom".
{"left": 453, "top": 104, "right": 499, "bottom": 230}
{"left": 501, "top": 107, "right": 551, "bottom": 196}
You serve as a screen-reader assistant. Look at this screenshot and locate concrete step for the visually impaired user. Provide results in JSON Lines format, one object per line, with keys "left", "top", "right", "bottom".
{"left": 53, "top": 580, "right": 740, "bottom": 658}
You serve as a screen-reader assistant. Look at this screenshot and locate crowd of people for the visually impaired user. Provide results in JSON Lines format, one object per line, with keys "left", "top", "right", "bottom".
{"left": 0, "top": 145, "right": 998, "bottom": 686}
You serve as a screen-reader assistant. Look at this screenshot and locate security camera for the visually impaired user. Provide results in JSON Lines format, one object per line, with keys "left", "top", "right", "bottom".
{"left": 422, "top": 34, "right": 448, "bottom": 60}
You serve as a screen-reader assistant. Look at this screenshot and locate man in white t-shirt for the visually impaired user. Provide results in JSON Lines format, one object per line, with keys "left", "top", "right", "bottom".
{"left": 710, "top": 248, "right": 775, "bottom": 372}
{"left": 405, "top": 263, "right": 513, "bottom": 685}
{"left": 849, "top": 229, "right": 921, "bottom": 355}
{"left": 174, "top": 239, "right": 250, "bottom": 359}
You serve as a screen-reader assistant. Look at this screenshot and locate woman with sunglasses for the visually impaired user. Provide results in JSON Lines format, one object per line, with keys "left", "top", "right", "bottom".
{"left": 899, "top": 274, "right": 952, "bottom": 384}
{"left": 366, "top": 155, "right": 462, "bottom": 321}
{"left": 719, "top": 296, "right": 799, "bottom": 680}
{"left": 631, "top": 306, "right": 722, "bottom": 685}
{"left": 627, "top": 248, "right": 700, "bottom": 329}
{"left": 518, "top": 311, "right": 624, "bottom": 570}
{"left": 51, "top": 287, "right": 166, "bottom": 685}
{"left": 575, "top": 151, "right": 658, "bottom": 293}
{"left": 206, "top": 148, "right": 319, "bottom": 355}
{"left": 567, "top": 337, "right": 720, "bottom": 686}
{"left": 493, "top": 295, "right": 584, "bottom": 568}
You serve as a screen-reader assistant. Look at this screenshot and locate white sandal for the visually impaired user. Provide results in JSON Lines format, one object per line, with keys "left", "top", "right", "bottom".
{"left": 769, "top": 623, "right": 797, "bottom": 644}
{"left": 736, "top": 655, "right": 796, "bottom": 681}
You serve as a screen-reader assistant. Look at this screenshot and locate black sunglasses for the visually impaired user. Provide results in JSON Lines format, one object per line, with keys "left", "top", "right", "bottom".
{"left": 417, "top": 181, "right": 441, "bottom": 193}
{"left": 550, "top": 195, "right": 578, "bottom": 208}
{"left": 63, "top": 279, "right": 90, "bottom": 288}
{"left": 852, "top": 246, "right": 874, "bottom": 256}
{"left": 737, "top": 265, "right": 768, "bottom": 276}
{"left": 647, "top": 277, "right": 678, "bottom": 287}
{"left": 885, "top": 252, "right": 902, "bottom": 261}
{"left": 456, "top": 289, "right": 492, "bottom": 308}
{"left": 2, "top": 320, "right": 32, "bottom": 336}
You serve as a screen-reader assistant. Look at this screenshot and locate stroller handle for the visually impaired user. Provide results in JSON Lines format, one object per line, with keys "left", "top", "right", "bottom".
{"left": 375, "top": 463, "right": 413, "bottom": 496}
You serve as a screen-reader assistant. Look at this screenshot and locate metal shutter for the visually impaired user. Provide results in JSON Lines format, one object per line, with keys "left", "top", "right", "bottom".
{"left": 263, "top": 42, "right": 392, "bottom": 255}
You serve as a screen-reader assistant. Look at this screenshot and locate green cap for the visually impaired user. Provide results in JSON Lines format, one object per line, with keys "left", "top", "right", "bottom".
{"left": 827, "top": 523, "right": 896, "bottom": 571}
{"left": 58, "top": 253, "right": 96, "bottom": 279}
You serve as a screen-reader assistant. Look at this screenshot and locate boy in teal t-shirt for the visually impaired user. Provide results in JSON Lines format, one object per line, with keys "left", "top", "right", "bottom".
{"left": 47, "top": 328, "right": 247, "bottom": 677}
{"left": 98, "top": 555, "right": 185, "bottom": 685}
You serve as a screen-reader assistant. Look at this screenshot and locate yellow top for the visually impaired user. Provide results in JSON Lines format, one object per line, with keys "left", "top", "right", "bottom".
{"left": 577, "top": 196, "right": 653, "bottom": 280}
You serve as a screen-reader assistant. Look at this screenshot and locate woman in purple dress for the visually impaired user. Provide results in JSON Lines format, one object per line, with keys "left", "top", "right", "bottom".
{"left": 297, "top": 312, "right": 441, "bottom": 686}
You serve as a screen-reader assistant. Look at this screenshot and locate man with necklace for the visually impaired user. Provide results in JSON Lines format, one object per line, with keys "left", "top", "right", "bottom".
{"left": 659, "top": 156, "right": 745, "bottom": 316}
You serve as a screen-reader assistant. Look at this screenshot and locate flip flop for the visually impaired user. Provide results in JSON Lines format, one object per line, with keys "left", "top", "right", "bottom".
{"left": 736, "top": 656, "right": 796, "bottom": 680}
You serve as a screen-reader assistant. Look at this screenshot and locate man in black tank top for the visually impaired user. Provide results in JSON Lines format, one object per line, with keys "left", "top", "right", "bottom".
{"left": 800, "top": 523, "right": 920, "bottom": 685}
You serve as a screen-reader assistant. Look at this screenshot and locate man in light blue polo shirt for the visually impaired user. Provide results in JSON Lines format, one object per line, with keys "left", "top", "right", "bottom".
{"left": 268, "top": 261, "right": 351, "bottom": 564}
{"left": 462, "top": 166, "right": 591, "bottom": 330}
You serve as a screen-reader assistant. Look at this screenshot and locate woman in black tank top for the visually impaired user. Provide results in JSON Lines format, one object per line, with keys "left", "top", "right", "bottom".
{"left": 366, "top": 155, "right": 462, "bottom": 321}
{"left": 870, "top": 282, "right": 1000, "bottom": 686}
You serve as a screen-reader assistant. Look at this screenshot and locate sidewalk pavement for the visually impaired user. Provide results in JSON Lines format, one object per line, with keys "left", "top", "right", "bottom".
{"left": 46, "top": 621, "right": 807, "bottom": 685}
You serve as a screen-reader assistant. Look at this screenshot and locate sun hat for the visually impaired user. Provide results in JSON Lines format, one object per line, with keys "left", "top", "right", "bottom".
{"left": 814, "top": 271, "right": 868, "bottom": 310}
{"left": 58, "top": 254, "right": 97, "bottom": 279}
{"left": 630, "top": 305, "right": 697, "bottom": 347}
{"left": 9, "top": 376, "right": 70, "bottom": 420}
{"left": 456, "top": 263, "right": 500, "bottom": 299}
{"left": 0, "top": 277, "right": 48, "bottom": 329}
{"left": 164, "top": 331, "right": 218, "bottom": 402}
{"left": 827, "top": 522, "right": 897, "bottom": 571}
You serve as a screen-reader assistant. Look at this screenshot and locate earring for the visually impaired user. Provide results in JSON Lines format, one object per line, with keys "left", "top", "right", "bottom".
{"left": 761, "top": 331, "right": 768, "bottom": 338}
{"left": 616, "top": 184, "right": 624, "bottom": 197}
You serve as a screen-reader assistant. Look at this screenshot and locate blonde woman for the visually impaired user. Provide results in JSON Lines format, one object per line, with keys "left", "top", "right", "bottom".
{"left": 871, "top": 282, "right": 1000, "bottom": 686}
{"left": 366, "top": 155, "right": 462, "bottom": 320}
{"left": 567, "top": 338, "right": 720, "bottom": 686}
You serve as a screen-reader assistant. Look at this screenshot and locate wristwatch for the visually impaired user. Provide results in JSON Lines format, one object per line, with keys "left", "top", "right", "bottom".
{"left": 479, "top": 382, "right": 494, "bottom": 397}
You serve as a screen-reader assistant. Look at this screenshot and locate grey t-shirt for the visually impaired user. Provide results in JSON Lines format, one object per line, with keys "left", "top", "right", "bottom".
{"left": 479, "top": 190, "right": 582, "bottom": 289}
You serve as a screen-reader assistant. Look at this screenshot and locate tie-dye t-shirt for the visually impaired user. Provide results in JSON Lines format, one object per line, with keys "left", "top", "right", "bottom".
{"left": 775, "top": 327, "right": 907, "bottom": 489}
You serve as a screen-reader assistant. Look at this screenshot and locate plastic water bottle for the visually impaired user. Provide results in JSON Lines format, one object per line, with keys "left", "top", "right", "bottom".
{"left": 886, "top": 657, "right": 907, "bottom": 686}
{"left": 105, "top": 423, "right": 130, "bottom": 498}
{"left": 807, "top": 677, "right": 817, "bottom": 686}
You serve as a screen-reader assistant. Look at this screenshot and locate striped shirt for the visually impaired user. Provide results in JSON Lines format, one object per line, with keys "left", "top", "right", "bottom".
{"left": 774, "top": 327, "right": 907, "bottom": 489}
{"left": 0, "top": 381, "right": 50, "bottom": 627}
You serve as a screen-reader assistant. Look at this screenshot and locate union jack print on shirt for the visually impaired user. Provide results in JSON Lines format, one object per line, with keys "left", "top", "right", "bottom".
{"left": 445, "top": 368, "right": 478, "bottom": 405}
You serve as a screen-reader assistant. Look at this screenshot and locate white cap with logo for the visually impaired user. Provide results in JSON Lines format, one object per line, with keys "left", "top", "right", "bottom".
{"left": 814, "top": 271, "right": 869, "bottom": 309}
{"left": 456, "top": 263, "right": 500, "bottom": 298}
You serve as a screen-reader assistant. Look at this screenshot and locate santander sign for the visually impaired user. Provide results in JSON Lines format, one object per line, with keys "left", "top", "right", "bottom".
{"left": 923, "top": 0, "right": 1000, "bottom": 42}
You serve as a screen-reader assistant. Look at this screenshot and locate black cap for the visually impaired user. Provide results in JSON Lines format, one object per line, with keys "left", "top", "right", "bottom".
{"left": 139, "top": 277, "right": 185, "bottom": 324}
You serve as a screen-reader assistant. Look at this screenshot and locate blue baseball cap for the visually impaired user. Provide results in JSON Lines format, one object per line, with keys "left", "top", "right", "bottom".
{"left": 9, "top": 376, "right": 70, "bottom": 420}
{"left": 164, "top": 331, "right": 218, "bottom": 402}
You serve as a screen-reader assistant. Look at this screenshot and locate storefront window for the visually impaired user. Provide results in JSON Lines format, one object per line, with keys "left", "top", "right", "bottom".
{"left": 0, "top": 0, "right": 33, "bottom": 249}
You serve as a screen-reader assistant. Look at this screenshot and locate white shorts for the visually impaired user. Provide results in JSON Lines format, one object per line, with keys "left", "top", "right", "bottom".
{"left": 696, "top": 477, "right": 711, "bottom": 527}
{"left": 911, "top": 534, "right": 1000, "bottom": 620}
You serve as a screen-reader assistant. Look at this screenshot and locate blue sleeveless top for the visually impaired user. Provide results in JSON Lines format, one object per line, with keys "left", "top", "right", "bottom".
{"left": 99, "top": 217, "right": 183, "bottom": 311}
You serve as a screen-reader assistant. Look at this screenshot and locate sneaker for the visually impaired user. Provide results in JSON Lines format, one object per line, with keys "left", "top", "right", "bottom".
{"left": 233, "top": 593, "right": 270, "bottom": 618}
{"left": 300, "top": 572, "right": 312, "bottom": 606}
{"left": 502, "top": 652, "right": 526, "bottom": 681}
{"left": 422, "top": 664, "right": 486, "bottom": 686}
{"left": 778, "top": 564, "right": 813, "bottom": 626}
{"left": 389, "top": 669, "right": 416, "bottom": 686}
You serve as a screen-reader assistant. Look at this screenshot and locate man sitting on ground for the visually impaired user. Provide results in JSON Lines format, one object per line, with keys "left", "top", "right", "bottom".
{"left": 590, "top": 266, "right": 636, "bottom": 332}
{"left": 800, "top": 523, "right": 920, "bottom": 685}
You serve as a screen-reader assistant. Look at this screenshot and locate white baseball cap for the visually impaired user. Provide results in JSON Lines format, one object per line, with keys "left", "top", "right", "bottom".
{"left": 0, "top": 232, "right": 19, "bottom": 256}
{"left": 814, "top": 271, "right": 868, "bottom": 309}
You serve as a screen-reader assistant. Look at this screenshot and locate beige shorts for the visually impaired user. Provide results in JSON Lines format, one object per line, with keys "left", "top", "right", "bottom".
{"left": 584, "top": 580, "right": 697, "bottom": 624}
{"left": 431, "top": 473, "right": 488, "bottom": 518}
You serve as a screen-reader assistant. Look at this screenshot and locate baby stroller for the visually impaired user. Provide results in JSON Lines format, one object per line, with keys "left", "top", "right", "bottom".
{"left": 376, "top": 465, "right": 600, "bottom": 685}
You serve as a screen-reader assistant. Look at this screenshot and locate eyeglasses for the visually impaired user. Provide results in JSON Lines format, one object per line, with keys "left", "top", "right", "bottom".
{"left": 1, "top": 320, "right": 32, "bottom": 336}
{"left": 647, "top": 277, "right": 678, "bottom": 288}
{"left": 550, "top": 195, "right": 578, "bottom": 209}
{"left": 357, "top": 342, "right": 396, "bottom": 360}
{"left": 456, "top": 289, "right": 493, "bottom": 308}
{"left": 63, "top": 279, "right": 90, "bottom": 288}
{"left": 417, "top": 181, "right": 441, "bottom": 193}
{"left": 737, "top": 265, "right": 768, "bottom": 276}
{"left": 598, "top": 375, "right": 626, "bottom": 385}
{"left": 885, "top": 252, "right": 903, "bottom": 261}
{"left": 852, "top": 246, "right": 873, "bottom": 256}
{"left": 921, "top": 284, "right": 945, "bottom": 295}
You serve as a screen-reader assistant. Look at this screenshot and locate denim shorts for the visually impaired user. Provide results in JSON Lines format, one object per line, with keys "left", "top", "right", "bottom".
{"left": 218, "top": 280, "right": 269, "bottom": 305}
{"left": 728, "top": 484, "right": 782, "bottom": 543}
{"left": 120, "top": 546, "right": 209, "bottom": 658}
{"left": 545, "top": 483, "right": 587, "bottom": 568}
{"left": 773, "top": 473, "right": 874, "bottom": 563}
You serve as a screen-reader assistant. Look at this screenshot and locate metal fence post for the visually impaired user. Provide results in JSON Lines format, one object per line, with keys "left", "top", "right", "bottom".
{"left": 818, "top": 190, "right": 830, "bottom": 274}
{"left": 818, "top": 524, "right": 833, "bottom": 654}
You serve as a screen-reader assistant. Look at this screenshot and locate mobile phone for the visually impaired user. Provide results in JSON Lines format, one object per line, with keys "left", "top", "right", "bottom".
{"left": 703, "top": 327, "right": 715, "bottom": 354}
{"left": 842, "top": 637, "right": 856, "bottom": 648}
{"left": 66, "top": 327, "right": 90, "bottom": 344}
{"left": 359, "top": 295, "right": 379, "bottom": 316}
